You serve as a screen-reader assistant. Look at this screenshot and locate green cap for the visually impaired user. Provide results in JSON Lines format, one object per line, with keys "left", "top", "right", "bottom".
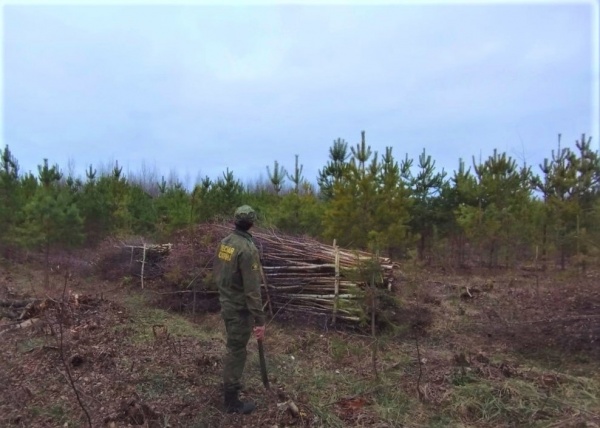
{"left": 234, "top": 205, "right": 257, "bottom": 223}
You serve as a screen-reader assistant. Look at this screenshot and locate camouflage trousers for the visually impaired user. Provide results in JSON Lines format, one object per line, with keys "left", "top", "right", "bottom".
{"left": 222, "top": 310, "right": 252, "bottom": 393}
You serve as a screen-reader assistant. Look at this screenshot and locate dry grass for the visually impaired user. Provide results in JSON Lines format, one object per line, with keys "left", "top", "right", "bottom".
{"left": 1, "top": 260, "right": 599, "bottom": 427}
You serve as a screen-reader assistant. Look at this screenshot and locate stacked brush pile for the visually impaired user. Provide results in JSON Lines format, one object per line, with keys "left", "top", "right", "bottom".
{"left": 161, "top": 222, "right": 399, "bottom": 323}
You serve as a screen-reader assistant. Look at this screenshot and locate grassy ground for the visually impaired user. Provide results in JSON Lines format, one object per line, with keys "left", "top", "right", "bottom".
{"left": 1, "top": 259, "right": 599, "bottom": 427}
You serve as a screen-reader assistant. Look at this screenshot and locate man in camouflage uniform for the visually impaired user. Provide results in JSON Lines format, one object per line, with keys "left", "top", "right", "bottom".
{"left": 214, "top": 205, "right": 266, "bottom": 414}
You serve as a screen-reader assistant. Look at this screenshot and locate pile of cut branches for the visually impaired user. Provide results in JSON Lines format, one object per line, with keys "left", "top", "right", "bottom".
{"left": 250, "top": 227, "right": 396, "bottom": 322}
{"left": 94, "top": 238, "right": 172, "bottom": 282}
{"left": 164, "top": 222, "right": 399, "bottom": 323}
{"left": 0, "top": 297, "right": 50, "bottom": 336}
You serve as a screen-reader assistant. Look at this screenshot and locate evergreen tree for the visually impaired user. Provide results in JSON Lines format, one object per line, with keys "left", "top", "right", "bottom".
{"left": 86, "top": 164, "right": 97, "bottom": 182}
{"left": 406, "top": 148, "right": 447, "bottom": 262}
{"left": 317, "top": 138, "right": 350, "bottom": 200}
{"left": 287, "top": 154, "right": 305, "bottom": 194}
{"left": 18, "top": 159, "right": 83, "bottom": 286}
{"left": 350, "top": 131, "right": 373, "bottom": 173}
{"left": 191, "top": 176, "right": 214, "bottom": 222}
{"left": 20, "top": 172, "right": 38, "bottom": 201}
{"left": 272, "top": 190, "right": 325, "bottom": 236}
{"left": 78, "top": 170, "right": 111, "bottom": 244}
{"left": 533, "top": 134, "right": 572, "bottom": 268}
{"left": 0, "top": 145, "right": 21, "bottom": 250}
{"left": 206, "top": 168, "right": 245, "bottom": 219}
{"left": 77, "top": 161, "right": 132, "bottom": 243}
{"left": 324, "top": 137, "right": 412, "bottom": 256}
{"left": 154, "top": 177, "right": 190, "bottom": 238}
{"left": 323, "top": 133, "right": 378, "bottom": 248}
{"left": 456, "top": 150, "right": 533, "bottom": 267}
{"left": 103, "top": 161, "right": 133, "bottom": 235}
{"left": 373, "top": 147, "right": 412, "bottom": 258}
{"left": 440, "top": 158, "right": 479, "bottom": 266}
{"left": 128, "top": 186, "right": 156, "bottom": 236}
{"left": 266, "top": 160, "right": 287, "bottom": 195}
{"left": 265, "top": 155, "right": 309, "bottom": 231}
{"left": 533, "top": 133, "right": 600, "bottom": 269}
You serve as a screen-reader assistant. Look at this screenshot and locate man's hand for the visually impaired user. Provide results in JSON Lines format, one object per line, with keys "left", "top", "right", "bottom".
{"left": 254, "top": 325, "right": 265, "bottom": 341}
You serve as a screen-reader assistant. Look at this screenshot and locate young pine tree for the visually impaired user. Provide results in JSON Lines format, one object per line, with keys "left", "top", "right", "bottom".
{"left": 18, "top": 159, "right": 84, "bottom": 286}
{"left": 0, "top": 145, "right": 22, "bottom": 251}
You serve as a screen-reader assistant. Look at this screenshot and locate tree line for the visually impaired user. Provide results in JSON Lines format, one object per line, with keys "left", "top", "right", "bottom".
{"left": 1, "top": 132, "right": 599, "bottom": 270}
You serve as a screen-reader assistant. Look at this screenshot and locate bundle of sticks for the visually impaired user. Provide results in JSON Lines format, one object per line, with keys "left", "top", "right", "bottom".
{"left": 207, "top": 224, "right": 398, "bottom": 322}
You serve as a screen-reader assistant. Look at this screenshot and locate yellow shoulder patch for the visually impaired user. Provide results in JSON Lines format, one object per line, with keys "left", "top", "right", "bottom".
{"left": 251, "top": 262, "right": 259, "bottom": 271}
{"left": 218, "top": 244, "right": 235, "bottom": 261}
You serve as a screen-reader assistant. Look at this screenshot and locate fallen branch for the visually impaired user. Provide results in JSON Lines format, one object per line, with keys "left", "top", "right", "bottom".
{"left": 0, "top": 298, "right": 40, "bottom": 308}
{"left": 147, "top": 289, "right": 219, "bottom": 295}
{"left": 0, "top": 318, "right": 41, "bottom": 336}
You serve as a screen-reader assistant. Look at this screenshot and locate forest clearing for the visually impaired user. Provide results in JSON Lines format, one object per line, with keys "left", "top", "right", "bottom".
{"left": 1, "top": 232, "right": 599, "bottom": 428}
{"left": 1, "top": 133, "right": 599, "bottom": 427}
{"left": 5, "top": 3, "right": 598, "bottom": 426}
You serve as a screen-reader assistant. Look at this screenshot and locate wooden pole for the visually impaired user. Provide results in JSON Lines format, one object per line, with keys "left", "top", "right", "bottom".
{"left": 371, "top": 271, "right": 378, "bottom": 378}
{"left": 260, "top": 266, "right": 274, "bottom": 317}
{"left": 141, "top": 243, "right": 146, "bottom": 289}
{"left": 333, "top": 239, "right": 340, "bottom": 326}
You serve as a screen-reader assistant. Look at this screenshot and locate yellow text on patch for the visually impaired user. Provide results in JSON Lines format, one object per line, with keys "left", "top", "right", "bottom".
{"left": 218, "top": 244, "right": 235, "bottom": 261}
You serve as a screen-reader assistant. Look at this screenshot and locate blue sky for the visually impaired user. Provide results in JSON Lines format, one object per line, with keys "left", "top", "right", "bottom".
{"left": 2, "top": 1, "right": 599, "bottom": 188}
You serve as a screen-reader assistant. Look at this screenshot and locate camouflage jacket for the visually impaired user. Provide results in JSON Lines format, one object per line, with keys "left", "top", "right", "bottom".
{"left": 214, "top": 229, "right": 266, "bottom": 326}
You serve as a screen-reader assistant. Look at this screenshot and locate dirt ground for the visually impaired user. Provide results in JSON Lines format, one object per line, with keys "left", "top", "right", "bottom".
{"left": 1, "top": 257, "right": 599, "bottom": 427}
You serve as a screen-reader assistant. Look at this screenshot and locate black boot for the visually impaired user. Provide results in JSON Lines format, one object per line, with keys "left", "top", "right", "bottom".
{"left": 224, "top": 390, "right": 256, "bottom": 414}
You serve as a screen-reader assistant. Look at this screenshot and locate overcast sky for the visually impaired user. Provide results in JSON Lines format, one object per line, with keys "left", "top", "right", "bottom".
{"left": 3, "top": 2, "right": 599, "bottom": 188}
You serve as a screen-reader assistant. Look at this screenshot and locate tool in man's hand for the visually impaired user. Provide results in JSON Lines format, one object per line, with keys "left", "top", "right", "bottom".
{"left": 257, "top": 338, "right": 270, "bottom": 389}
